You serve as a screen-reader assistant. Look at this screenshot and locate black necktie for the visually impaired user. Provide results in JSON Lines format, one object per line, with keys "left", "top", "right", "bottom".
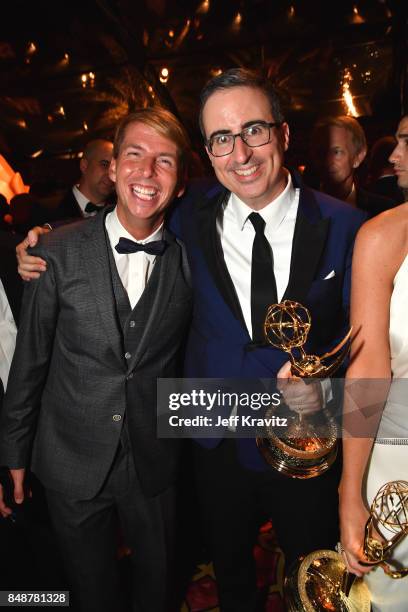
{"left": 248, "top": 212, "right": 278, "bottom": 342}
{"left": 85, "top": 202, "right": 103, "bottom": 214}
{"left": 115, "top": 236, "right": 168, "bottom": 256}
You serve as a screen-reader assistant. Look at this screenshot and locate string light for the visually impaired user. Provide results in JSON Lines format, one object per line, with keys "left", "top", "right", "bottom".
{"left": 81, "top": 72, "right": 95, "bottom": 88}
{"left": 56, "top": 105, "right": 66, "bottom": 118}
{"left": 31, "top": 150, "right": 43, "bottom": 158}
{"left": 25, "top": 42, "right": 37, "bottom": 64}
{"left": 196, "top": 0, "right": 210, "bottom": 15}
{"left": 26, "top": 42, "right": 37, "bottom": 55}
{"left": 83, "top": 121, "right": 88, "bottom": 131}
{"left": 288, "top": 5, "right": 295, "bottom": 19}
{"left": 233, "top": 12, "right": 242, "bottom": 27}
{"left": 159, "top": 67, "right": 169, "bottom": 83}
{"left": 351, "top": 5, "right": 364, "bottom": 23}
{"left": 210, "top": 67, "right": 222, "bottom": 77}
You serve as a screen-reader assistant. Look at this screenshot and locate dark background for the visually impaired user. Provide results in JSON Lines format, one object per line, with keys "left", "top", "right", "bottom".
{"left": 0, "top": 0, "right": 407, "bottom": 187}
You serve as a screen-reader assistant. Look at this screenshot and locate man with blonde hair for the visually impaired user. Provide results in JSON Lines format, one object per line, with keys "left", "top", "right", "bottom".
{"left": 0, "top": 107, "right": 192, "bottom": 612}
{"left": 310, "top": 115, "right": 394, "bottom": 216}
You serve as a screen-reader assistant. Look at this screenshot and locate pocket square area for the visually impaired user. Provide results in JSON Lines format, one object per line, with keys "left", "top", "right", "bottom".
{"left": 323, "top": 270, "right": 336, "bottom": 280}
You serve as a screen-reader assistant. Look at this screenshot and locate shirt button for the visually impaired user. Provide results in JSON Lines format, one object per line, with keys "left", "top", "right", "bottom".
{"left": 127, "top": 373, "right": 134, "bottom": 380}
{"left": 129, "top": 321, "right": 136, "bottom": 328}
{"left": 125, "top": 352, "right": 131, "bottom": 360}
{"left": 112, "top": 414, "right": 122, "bottom": 422}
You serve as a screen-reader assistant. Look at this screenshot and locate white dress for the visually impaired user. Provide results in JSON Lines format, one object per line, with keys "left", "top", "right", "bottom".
{"left": 364, "top": 253, "right": 408, "bottom": 611}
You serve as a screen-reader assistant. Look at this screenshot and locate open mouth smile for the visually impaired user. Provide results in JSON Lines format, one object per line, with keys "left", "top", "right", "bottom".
{"left": 131, "top": 184, "right": 159, "bottom": 201}
{"left": 233, "top": 164, "right": 260, "bottom": 177}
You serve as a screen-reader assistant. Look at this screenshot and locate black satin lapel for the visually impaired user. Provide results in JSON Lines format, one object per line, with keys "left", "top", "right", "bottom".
{"left": 81, "top": 222, "right": 124, "bottom": 367}
{"left": 284, "top": 211, "right": 330, "bottom": 304}
{"left": 196, "top": 189, "right": 246, "bottom": 325}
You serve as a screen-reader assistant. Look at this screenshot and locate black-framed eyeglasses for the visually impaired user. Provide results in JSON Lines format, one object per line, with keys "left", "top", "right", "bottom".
{"left": 206, "top": 121, "right": 282, "bottom": 157}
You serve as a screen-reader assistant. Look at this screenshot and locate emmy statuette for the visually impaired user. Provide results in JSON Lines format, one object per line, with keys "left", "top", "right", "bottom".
{"left": 256, "top": 300, "right": 351, "bottom": 479}
{"left": 285, "top": 480, "right": 408, "bottom": 611}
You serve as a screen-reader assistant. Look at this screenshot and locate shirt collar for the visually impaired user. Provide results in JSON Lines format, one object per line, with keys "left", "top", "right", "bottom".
{"left": 105, "top": 207, "right": 164, "bottom": 260}
{"left": 229, "top": 170, "right": 296, "bottom": 232}
{"left": 73, "top": 185, "right": 89, "bottom": 213}
{"left": 73, "top": 185, "right": 105, "bottom": 214}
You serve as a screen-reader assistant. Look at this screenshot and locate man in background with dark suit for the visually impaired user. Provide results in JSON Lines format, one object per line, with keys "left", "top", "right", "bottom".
{"left": 309, "top": 115, "right": 395, "bottom": 217}
{"left": 0, "top": 108, "right": 192, "bottom": 612}
{"left": 53, "top": 138, "right": 115, "bottom": 220}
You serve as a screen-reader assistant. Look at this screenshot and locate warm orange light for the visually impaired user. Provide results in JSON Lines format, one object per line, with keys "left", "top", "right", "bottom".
{"left": 0, "top": 155, "right": 30, "bottom": 202}
{"left": 196, "top": 0, "right": 210, "bottom": 15}
{"left": 341, "top": 68, "right": 359, "bottom": 117}
{"left": 26, "top": 42, "right": 37, "bottom": 55}
{"left": 168, "top": 30, "right": 174, "bottom": 38}
{"left": 233, "top": 12, "right": 242, "bottom": 26}
{"left": 351, "top": 5, "right": 364, "bottom": 23}
{"left": 159, "top": 67, "right": 169, "bottom": 83}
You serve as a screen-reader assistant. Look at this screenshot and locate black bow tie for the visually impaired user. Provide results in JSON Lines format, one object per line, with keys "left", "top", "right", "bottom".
{"left": 85, "top": 202, "right": 104, "bottom": 214}
{"left": 115, "top": 236, "right": 168, "bottom": 256}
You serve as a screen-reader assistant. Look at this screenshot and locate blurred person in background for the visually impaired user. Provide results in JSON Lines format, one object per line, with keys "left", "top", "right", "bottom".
{"left": 367, "top": 135, "right": 404, "bottom": 205}
{"left": 310, "top": 115, "right": 394, "bottom": 217}
{"left": 52, "top": 139, "right": 115, "bottom": 221}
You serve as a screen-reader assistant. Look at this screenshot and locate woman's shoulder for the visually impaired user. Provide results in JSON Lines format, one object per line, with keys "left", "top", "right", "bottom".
{"left": 356, "top": 203, "right": 408, "bottom": 249}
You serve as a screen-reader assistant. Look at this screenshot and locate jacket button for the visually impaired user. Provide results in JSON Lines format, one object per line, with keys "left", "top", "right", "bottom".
{"left": 112, "top": 414, "right": 122, "bottom": 422}
{"left": 125, "top": 352, "right": 131, "bottom": 360}
{"left": 129, "top": 320, "right": 136, "bottom": 328}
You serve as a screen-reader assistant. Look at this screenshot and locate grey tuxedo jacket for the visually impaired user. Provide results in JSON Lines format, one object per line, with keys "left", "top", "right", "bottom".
{"left": 0, "top": 209, "right": 192, "bottom": 498}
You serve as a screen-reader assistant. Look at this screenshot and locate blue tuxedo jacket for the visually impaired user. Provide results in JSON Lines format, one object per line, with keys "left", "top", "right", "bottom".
{"left": 170, "top": 172, "right": 366, "bottom": 469}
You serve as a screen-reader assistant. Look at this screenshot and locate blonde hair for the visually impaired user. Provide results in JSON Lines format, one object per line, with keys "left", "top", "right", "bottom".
{"left": 113, "top": 108, "right": 191, "bottom": 185}
{"left": 313, "top": 115, "right": 367, "bottom": 155}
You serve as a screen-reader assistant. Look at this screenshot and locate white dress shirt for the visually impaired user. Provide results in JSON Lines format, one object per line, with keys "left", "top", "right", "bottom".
{"left": 218, "top": 171, "right": 299, "bottom": 338}
{"left": 0, "top": 279, "right": 17, "bottom": 391}
{"left": 72, "top": 185, "right": 104, "bottom": 217}
{"left": 105, "top": 208, "right": 163, "bottom": 309}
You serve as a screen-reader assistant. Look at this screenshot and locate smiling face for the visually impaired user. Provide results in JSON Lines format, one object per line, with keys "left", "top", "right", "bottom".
{"left": 390, "top": 116, "right": 408, "bottom": 191}
{"left": 201, "top": 86, "right": 289, "bottom": 210}
{"left": 109, "top": 121, "right": 184, "bottom": 240}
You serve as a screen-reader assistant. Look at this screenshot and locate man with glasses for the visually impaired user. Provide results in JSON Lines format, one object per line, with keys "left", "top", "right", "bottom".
{"left": 171, "top": 68, "right": 365, "bottom": 611}
{"left": 15, "top": 69, "right": 365, "bottom": 611}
